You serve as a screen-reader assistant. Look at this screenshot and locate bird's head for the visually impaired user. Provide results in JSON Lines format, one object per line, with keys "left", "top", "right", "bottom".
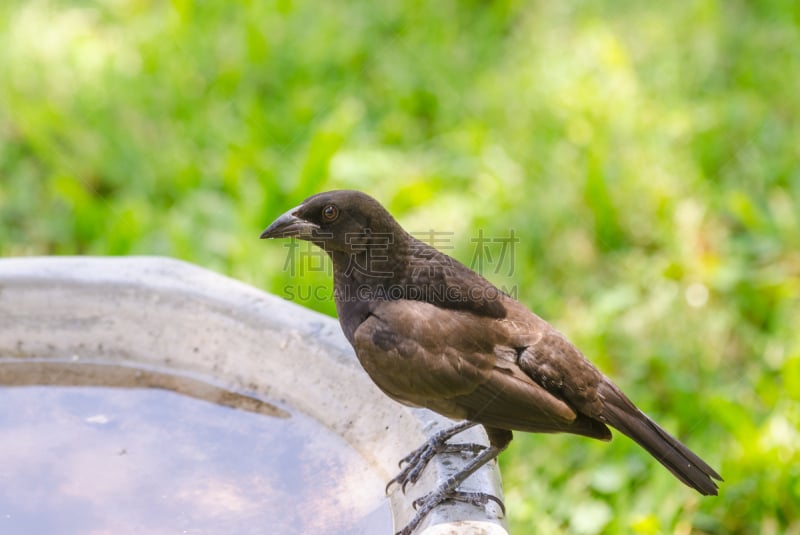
{"left": 260, "top": 190, "right": 404, "bottom": 254}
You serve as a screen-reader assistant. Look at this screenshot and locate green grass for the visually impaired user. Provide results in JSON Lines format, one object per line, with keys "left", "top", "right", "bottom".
{"left": 2, "top": 1, "right": 799, "bottom": 533}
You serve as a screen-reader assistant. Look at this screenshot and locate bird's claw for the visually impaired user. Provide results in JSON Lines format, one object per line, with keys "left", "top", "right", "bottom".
{"left": 396, "top": 489, "right": 505, "bottom": 535}
{"left": 447, "top": 490, "right": 506, "bottom": 514}
{"left": 412, "top": 489, "right": 505, "bottom": 513}
{"left": 396, "top": 448, "right": 419, "bottom": 468}
{"left": 385, "top": 441, "right": 486, "bottom": 494}
{"left": 386, "top": 441, "right": 435, "bottom": 493}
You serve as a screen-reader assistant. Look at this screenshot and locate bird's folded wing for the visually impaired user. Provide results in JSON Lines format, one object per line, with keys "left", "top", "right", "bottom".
{"left": 352, "top": 299, "right": 610, "bottom": 438}
{"left": 450, "top": 356, "right": 611, "bottom": 439}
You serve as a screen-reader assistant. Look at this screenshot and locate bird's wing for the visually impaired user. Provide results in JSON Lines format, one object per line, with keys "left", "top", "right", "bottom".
{"left": 351, "top": 299, "right": 609, "bottom": 437}
{"left": 450, "top": 351, "right": 612, "bottom": 439}
{"left": 498, "top": 297, "right": 609, "bottom": 416}
{"left": 501, "top": 298, "right": 720, "bottom": 491}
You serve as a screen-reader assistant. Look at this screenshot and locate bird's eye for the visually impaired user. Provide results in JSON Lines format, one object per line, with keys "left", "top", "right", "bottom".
{"left": 322, "top": 204, "right": 339, "bottom": 222}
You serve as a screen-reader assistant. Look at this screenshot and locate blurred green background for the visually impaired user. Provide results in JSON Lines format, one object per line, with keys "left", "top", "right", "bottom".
{"left": 1, "top": 1, "right": 798, "bottom": 533}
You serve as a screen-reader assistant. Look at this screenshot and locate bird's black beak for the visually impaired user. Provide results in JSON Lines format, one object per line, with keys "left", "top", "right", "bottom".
{"left": 259, "top": 204, "right": 318, "bottom": 239}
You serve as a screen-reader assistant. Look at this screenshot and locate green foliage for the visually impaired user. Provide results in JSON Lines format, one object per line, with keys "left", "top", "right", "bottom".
{"left": 1, "top": 1, "right": 798, "bottom": 532}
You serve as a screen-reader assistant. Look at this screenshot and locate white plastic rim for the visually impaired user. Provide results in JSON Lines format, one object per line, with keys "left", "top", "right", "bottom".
{"left": 0, "top": 256, "right": 508, "bottom": 535}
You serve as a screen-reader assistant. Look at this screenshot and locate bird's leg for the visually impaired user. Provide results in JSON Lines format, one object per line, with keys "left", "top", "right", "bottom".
{"left": 386, "top": 421, "right": 483, "bottom": 493}
{"left": 395, "top": 443, "right": 506, "bottom": 535}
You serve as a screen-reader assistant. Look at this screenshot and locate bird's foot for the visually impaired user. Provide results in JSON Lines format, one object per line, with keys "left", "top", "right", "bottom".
{"left": 393, "top": 439, "right": 506, "bottom": 535}
{"left": 386, "top": 439, "right": 485, "bottom": 494}
{"left": 394, "top": 488, "right": 505, "bottom": 535}
{"left": 387, "top": 442, "right": 486, "bottom": 493}
{"left": 414, "top": 489, "right": 505, "bottom": 513}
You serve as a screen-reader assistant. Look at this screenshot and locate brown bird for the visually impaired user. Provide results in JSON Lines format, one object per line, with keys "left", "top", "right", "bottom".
{"left": 260, "top": 190, "right": 721, "bottom": 535}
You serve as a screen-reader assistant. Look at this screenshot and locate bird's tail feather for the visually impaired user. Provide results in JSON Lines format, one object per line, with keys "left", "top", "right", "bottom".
{"left": 599, "top": 381, "right": 722, "bottom": 496}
